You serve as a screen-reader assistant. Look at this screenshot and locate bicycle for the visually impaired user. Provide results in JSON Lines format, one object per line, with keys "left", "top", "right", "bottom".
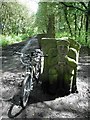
{"left": 16, "top": 49, "right": 44, "bottom": 108}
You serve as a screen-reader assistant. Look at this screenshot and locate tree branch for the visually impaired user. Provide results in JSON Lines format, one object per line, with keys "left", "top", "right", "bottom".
{"left": 64, "top": 6, "right": 73, "bottom": 36}
{"left": 61, "top": 2, "right": 85, "bottom": 12}
{"left": 80, "top": 2, "right": 87, "bottom": 9}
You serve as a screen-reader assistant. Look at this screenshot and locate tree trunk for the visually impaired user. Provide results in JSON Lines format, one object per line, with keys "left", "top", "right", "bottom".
{"left": 74, "top": 13, "right": 77, "bottom": 39}
{"left": 85, "top": 15, "right": 88, "bottom": 43}
{"left": 47, "top": 14, "right": 55, "bottom": 38}
{"left": 85, "top": 1, "right": 90, "bottom": 43}
{"left": 64, "top": 7, "right": 72, "bottom": 37}
{"left": 78, "top": 14, "right": 83, "bottom": 37}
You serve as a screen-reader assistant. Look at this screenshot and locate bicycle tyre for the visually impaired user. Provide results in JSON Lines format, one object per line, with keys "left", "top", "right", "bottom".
{"left": 21, "top": 74, "right": 33, "bottom": 108}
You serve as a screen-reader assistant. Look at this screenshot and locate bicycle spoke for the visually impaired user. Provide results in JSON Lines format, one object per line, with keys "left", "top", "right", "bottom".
{"left": 19, "top": 49, "right": 43, "bottom": 108}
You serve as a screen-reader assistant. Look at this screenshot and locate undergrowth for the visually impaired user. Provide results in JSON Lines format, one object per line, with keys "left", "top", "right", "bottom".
{"left": 0, "top": 34, "right": 29, "bottom": 47}
{"left": 1, "top": 32, "right": 90, "bottom": 48}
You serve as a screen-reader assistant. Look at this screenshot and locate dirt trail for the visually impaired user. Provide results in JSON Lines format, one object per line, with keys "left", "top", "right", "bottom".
{"left": 1, "top": 43, "right": 90, "bottom": 119}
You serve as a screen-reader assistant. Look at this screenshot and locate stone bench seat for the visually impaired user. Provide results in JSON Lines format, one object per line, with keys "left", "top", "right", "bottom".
{"left": 40, "top": 37, "right": 81, "bottom": 95}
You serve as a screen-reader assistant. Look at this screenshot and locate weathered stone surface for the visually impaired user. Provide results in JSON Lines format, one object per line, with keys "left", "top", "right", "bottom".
{"left": 68, "top": 38, "right": 81, "bottom": 52}
{"left": 40, "top": 38, "right": 58, "bottom": 85}
{"left": 40, "top": 37, "right": 80, "bottom": 95}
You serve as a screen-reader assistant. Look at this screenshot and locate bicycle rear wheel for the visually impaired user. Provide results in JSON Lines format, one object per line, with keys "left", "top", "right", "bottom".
{"left": 21, "top": 74, "right": 33, "bottom": 108}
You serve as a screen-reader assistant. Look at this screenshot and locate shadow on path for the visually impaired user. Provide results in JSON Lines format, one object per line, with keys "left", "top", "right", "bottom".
{"left": 7, "top": 83, "right": 66, "bottom": 118}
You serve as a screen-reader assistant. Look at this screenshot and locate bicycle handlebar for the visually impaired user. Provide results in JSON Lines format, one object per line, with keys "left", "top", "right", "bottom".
{"left": 16, "top": 52, "right": 29, "bottom": 57}
{"left": 16, "top": 52, "right": 30, "bottom": 65}
{"left": 16, "top": 51, "right": 48, "bottom": 58}
{"left": 16, "top": 51, "right": 48, "bottom": 66}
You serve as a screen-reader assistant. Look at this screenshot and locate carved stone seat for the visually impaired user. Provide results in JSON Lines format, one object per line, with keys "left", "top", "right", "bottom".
{"left": 40, "top": 37, "right": 80, "bottom": 95}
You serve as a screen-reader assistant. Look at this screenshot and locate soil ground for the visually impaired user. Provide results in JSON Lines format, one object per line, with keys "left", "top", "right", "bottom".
{"left": 1, "top": 41, "right": 90, "bottom": 119}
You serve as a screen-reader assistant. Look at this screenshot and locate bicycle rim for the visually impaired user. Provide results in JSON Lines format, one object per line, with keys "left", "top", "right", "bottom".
{"left": 21, "top": 74, "right": 32, "bottom": 107}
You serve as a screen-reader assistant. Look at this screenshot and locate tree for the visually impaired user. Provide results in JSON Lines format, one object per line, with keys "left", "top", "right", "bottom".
{"left": 0, "top": 2, "right": 33, "bottom": 35}
{"left": 35, "top": 2, "right": 89, "bottom": 43}
{"left": 60, "top": 2, "right": 90, "bottom": 43}
{"left": 35, "top": 2, "right": 56, "bottom": 37}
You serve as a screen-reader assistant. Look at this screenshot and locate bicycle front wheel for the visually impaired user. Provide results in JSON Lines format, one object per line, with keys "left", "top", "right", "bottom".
{"left": 21, "top": 74, "right": 33, "bottom": 108}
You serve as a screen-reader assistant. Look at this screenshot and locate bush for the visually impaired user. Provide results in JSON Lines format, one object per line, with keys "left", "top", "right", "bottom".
{"left": 0, "top": 34, "right": 29, "bottom": 47}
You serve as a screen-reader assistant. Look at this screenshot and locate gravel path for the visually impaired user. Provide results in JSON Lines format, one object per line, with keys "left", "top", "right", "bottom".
{"left": 1, "top": 43, "right": 90, "bottom": 119}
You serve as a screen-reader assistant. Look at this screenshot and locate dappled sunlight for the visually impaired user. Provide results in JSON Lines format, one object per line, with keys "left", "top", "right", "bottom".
{"left": 58, "top": 111, "right": 78, "bottom": 118}
{"left": 2, "top": 71, "right": 23, "bottom": 101}
{"left": 1, "top": 0, "right": 90, "bottom": 118}
{"left": 79, "top": 55, "right": 90, "bottom": 63}
{"left": 77, "top": 65, "right": 82, "bottom": 71}
{"left": 2, "top": 42, "right": 89, "bottom": 118}
{"left": 18, "top": 0, "right": 39, "bottom": 14}
{"left": 2, "top": 71, "right": 24, "bottom": 86}
{"left": 79, "top": 63, "right": 90, "bottom": 65}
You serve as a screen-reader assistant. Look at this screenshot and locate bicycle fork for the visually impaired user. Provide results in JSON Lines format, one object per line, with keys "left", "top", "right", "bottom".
{"left": 25, "top": 66, "right": 33, "bottom": 91}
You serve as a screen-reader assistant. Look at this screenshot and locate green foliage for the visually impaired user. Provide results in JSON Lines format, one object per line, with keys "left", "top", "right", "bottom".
{"left": 35, "top": 2, "right": 90, "bottom": 46}
{"left": 0, "top": 34, "right": 28, "bottom": 47}
{"left": 56, "top": 32, "right": 71, "bottom": 38}
{"left": 35, "top": 2, "right": 48, "bottom": 33}
{"left": 0, "top": 2, "right": 35, "bottom": 35}
{"left": 0, "top": 1, "right": 36, "bottom": 47}
{"left": 35, "top": 2, "right": 57, "bottom": 33}
{"left": 1, "top": 1, "right": 90, "bottom": 47}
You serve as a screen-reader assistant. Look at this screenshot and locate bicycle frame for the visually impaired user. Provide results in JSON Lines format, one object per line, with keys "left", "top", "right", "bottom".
{"left": 16, "top": 49, "right": 45, "bottom": 107}
{"left": 16, "top": 49, "right": 44, "bottom": 86}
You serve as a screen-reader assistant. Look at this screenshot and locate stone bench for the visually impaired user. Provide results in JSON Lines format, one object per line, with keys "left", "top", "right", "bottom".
{"left": 40, "top": 37, "right": 81, "bottom": 95}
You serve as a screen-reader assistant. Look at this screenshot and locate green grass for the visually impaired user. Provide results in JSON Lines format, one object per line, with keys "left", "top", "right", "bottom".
{"left": 1, "top": 32, "right": 90, "bottom": 48}
{"left": 56, "top": 31, "right": 70, "bottom": 38}
{"left": 56, "top": 31, "right": 90, "bottom": 48}
{"left": 0, "top": 34, "right": 29, "bottom": 47}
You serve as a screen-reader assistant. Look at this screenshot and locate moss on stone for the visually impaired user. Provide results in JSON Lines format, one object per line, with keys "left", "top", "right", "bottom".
{"left": 67, "top": 47, "right": 77, "bottom": 61}
{"left": 49, "top": 68, "right": 58, "bottom": 84}
{"left": 40, "top": 38, "right": 58, "bottom": 83}
{"left": 68, "top": 38, "right": 81, "bottom": 52}
{"left": 65, "top": 56, "right": 77, "bottom": 68}
{"left": 40, "top": 37, "right": 79, "bottom": 94}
